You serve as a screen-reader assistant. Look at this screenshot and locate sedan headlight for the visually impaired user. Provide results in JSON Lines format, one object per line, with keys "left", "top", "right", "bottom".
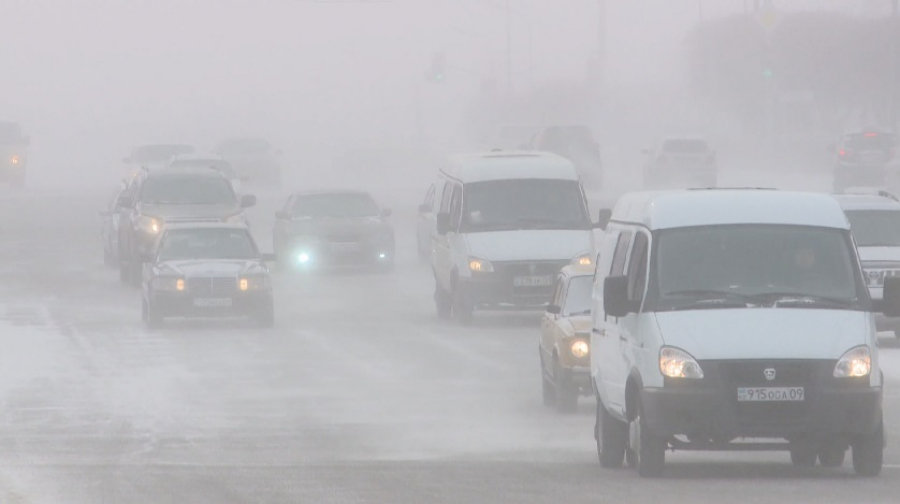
{"left": 833, "top": 345, "right": 871, "bottom": 378}
{"left": 468, "top": 256, "right": 494, "bottom": 273}
{"left": 239, "top": 275, "right": 270, "bottom": 291}
{"left": 659, "top": 346, "right": 704, "bottom": 379}
{"left": 571, "top": 252, "right": 593, "bottom": 267}
{"left": 152, "top": 277, "right": 185, "bottom": 292}
{"left": 570, "top": 339, "right": 589, "bottom": 358}
{"left": 137, "top": 215, "right": 161, "bottom": 234}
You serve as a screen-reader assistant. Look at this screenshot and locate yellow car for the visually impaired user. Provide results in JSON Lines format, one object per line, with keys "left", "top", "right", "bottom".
{"left": 539, "top": 264, "right": 593, "bottom": 413}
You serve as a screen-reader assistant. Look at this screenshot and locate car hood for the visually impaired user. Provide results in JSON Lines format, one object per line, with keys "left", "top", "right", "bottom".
{"left": 654, "top": 309, "right": 870, "bottom": 360}
{"left": 140, "top": 203, "right": 240, "bottom": 220}
{"left": 465, "top": 230, "right": 591, "bottom": 262}
{"left": 159, "top": 259, "right": 265, "bottom": 277}
{"left": 857, "top": 246, "right": 900, "bottom": 264}
{"left": 561, "top": 315, "right": 592, "bottom": 335}
{"left": 284, "top": 216, "right": 387, "bottom": 237}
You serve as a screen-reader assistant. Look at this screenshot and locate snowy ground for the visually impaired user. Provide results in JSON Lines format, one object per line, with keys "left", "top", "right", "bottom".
{"left": 1, "top": 161, "right": 899, "bottom": 503}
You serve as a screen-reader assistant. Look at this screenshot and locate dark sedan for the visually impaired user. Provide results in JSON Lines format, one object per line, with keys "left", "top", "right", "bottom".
{"left": 273, "top": 191, "right": 395, "bottom": 272}
{"left": 141, "top": 224, "right": 275, "bottom": 328}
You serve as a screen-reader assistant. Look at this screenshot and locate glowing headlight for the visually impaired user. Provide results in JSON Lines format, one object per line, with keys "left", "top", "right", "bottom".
{"left": 138, "top": 216, "right": 161, "bottom": 234}
{"left": 659, "top": 346, "right": 704, "bottom": 379}
{"left": 10, "top": 155, "right": 19, "bottom": 165}
{"left": 570, "top": 339, "right": 589, "bottom": 358}
{"left": 239, "top": 276, "right": 270, "bottom": 291}
{"left": 152, "top": 277, "right": 185, "bottom": 292}
{"left": 297, "top": 252, "right": 311, "bottom": 264}
{"left": 468, "top": 257, "right": 493, "bottom": 273}
{"left": 833, "top": 346, "right": 871, "bottom": 378}
{"left": 572, "top": 253, "right": 593, "bottom": 267}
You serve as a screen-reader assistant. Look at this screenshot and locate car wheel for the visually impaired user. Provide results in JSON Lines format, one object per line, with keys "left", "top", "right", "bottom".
{"left": 789, "top": 440, "right": 817, "bottom": 467}
{"left": 630, "top": 397, "right": 666, "bottom": 477}
{"left": 554, "top": 360, "right": 578, "bottom": 414}
{"left": 852, "top": 416, "right": 884, "bottom": 477}
{"left": 434, "top": 281, "right": 452, "bottom": 320}
{"left": 818, "top": 441, "right": 846, "bottom": 468}
{"left": 596, "top": 398, "right": 628, "bottom": 468}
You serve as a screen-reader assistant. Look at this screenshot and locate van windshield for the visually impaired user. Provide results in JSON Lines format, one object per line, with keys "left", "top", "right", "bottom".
{"left": 649, "top": 225, "right": 869, "bottom": 311}
{"left": 460, "top": 179, "right": 590, "bottom": 232}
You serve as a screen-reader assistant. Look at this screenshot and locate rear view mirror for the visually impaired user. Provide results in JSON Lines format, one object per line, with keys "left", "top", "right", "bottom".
{"left": 883, "top": 277, "right": 900, "bottom": 317}
{"left": 240, "top": 194, "right": 257, "bottom": 208}
{"left": 604, "top": 275, "right": 634, "bottom": 318}
{"left": 275, "top": 211, "right": 290, "bottom": 220}
{"left": 546, "top": 304, "right": 561, "bottom": 315}
{"left": 381, "top": 208, "right": 392, "bottom": 218}
{"left": 436, "top": 212, "right": 452, "bottom": 235}
{"left": 594, "top": 208, "right": 612, "bottom": 230}
{"left": 418, "top": 203, "right": 431, "bottom": 214}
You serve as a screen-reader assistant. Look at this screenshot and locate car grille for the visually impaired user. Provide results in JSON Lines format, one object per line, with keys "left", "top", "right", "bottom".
{"left": 187, "top": 277, "right": 237, "bottom": 296}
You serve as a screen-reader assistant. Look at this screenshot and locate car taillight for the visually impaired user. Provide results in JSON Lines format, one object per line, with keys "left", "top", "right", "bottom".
{"left": 839, "top": 149, "right": 847, "bottom": 157}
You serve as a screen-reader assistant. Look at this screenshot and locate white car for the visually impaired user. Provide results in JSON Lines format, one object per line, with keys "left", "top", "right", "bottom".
{"left": 835, "top": 189, "right": 900, "bottom": 337}
{"left": 591, "top": 189, "right": 885, "bottom": 477}
{"left": 429, "top": 151, "right": 597, "bottom": 322}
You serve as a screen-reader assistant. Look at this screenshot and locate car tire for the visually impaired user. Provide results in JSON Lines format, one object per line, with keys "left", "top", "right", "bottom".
{"left": 434, "top": 282, "right": 452, "bottom": 320}
{"left": 818, "top": 442, "right": 846, "bottom": 468}
{"left": 630, "top": 397, "right": 666, "bottom": 477}
{"left": 789, "top": 440, "right": 818, "bottom": 467}
{"left": 554, "top": 360, "right": 578, "bottom": 414}
{"left": 596, "top": 398, "right": 627, "bottom": 468}
{"left": 852, "top": 417, "right": 884, "bottom": 477}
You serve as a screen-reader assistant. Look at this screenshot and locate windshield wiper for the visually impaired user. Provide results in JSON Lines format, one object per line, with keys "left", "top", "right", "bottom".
{"left": 663, "top": 290, "right": 762, "bottom": 311}
{"left": 755, "top": 292, "right": 856, "bottom": 309}
{"left": 567, "top": 309, "right": 591, "bottom": 316}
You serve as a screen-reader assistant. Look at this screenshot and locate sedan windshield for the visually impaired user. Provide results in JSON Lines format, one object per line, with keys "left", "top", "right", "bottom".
{"left": 564, "top": 275, "right": 592, "bottom": 316}
{"left": 159, "top": 228, "right": 258, "bottom": 261}
{"left": 291, "top": 193, "right": 380, "bottom": 218}
{"left": 650, "top": 225, "right": 867, "bottom": 311}
{"left": 846, "top": 210, "right": 900, "bottom": 247}
{"left": 140, "top": 176, "right": 236, "bottom": 205}
{"left": 461, "top": 179, "right": 590, "bottom": 232}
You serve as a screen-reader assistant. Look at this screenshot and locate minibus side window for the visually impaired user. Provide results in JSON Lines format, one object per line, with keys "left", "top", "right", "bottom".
{"left": 627, "top": 233, "right": 649, "bottom": 303}
{"left": 610, "top": 231, "right": 633, "bottom": 276}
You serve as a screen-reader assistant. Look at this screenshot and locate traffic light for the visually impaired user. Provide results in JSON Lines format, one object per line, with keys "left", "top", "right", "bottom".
{"left": 425, "top": 52, "right": 446, "bottom": 83}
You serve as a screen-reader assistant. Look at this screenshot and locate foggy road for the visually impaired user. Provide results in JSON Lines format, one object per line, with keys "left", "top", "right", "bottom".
{"left": 0, "top": 177, "right": 899, "bottom": 504}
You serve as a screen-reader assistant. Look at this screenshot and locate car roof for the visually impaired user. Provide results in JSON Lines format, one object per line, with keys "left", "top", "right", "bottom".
{"left": 143, "top": 167, "right": 228, "bottom": 179}
{"left": 560, "top": 264, "right": 594, "bottom": 277}
{"left": 833, "top": 194, "right": 900, "bottom": 211}
{"left": 610, "top": 189, "right": 850, "bottom": 230}
{"left": 169, "top": 153, "right": 226, "bottom": 162}
{"left": 442, "top": 151, "right": 579, "bottom": 183}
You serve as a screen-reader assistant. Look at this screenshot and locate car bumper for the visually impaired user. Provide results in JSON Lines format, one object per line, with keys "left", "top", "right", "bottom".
{"left": 564, "top": 366, "right": 593, "bottom": 395}
{"left": 459, "top": 260, "right": 569, "bottom": 308}
{"left": 642, "top": 365, "right": 882, "bottom": 441}
{"left": 150, "top": 291, "right": 273, "bottom": 318}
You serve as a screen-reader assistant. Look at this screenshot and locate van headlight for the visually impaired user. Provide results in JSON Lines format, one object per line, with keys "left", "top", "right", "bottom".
{"left": 138, "top": 216, "right": 161, "bottom": 234}
{"left": 570, "top": 339, "right": 589, "bottom": 358}
{"left": 571, "top": 252, "right": 593, "bottom": 267}
{"left": 833, "top": 346, "right": 871, "bottom": 378}
{"left": 659, "top": 346, "right": 704, "bottom": 379}
{"left": 468, "top": 257, "right": 494, "bottom": 273}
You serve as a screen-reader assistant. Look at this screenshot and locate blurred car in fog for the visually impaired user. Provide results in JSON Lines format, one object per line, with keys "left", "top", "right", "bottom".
{"left": 429, "top": 151, "right": 597, "bottom": 323}
{"left": 834, "top": 188, "right": 900, "bottom": 338}
{"left": 141, "top": 223, "right": 275, "bottom": 329}
{"left": 99, "top": 180, "right": 128, "bottom": 266}
{"left": 0, "top": 121, "right": 29, "bottom": 188}
{"left": 528, "top": 125, "right": 603, "bottom": 187}
{"left": 117, "top": 167, "right": 257, "bottom": 286}
{"left": 167, "top": 153, "right": 244, "bottom": 195}
{"left": 215, "top": 137, "right": 282, "bottom": 185}
{"left": 273, "top": 190, "right": 395, "bottom": 272}
{"left": 831, "top": 129, "right": 898, "bottom": 193}
{"left": 642, "top": 136, "right": 717, "bottom": 189}
{"left": 122, "top": 144, "right": 194, "bottom": 172}
{"left": 539, "top": 264, "right": 593, "bottom": 413}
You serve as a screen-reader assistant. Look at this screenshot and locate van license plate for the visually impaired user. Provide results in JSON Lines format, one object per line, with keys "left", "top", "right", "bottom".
{"left": 514, "top": 275, "right": 553, "bottom": 287}
{"left": 737, "top": 387, "right": 804, "bottom": 402}
{"left": 193, "top": 298, "right": 233, "bottom": 308}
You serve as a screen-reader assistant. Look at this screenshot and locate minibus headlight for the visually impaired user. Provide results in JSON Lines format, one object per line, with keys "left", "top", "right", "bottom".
{"left": 833, "top": 346, "right": 871, "bottom": 378}
{"left": 659, "top": 346, "right": 704, "bottom": 379}
{"left": 468, "top": 257, "right": 493, "bottom": 273}
{"left": 570, "top": 339, "right": 589, "bottom": 358}
{"left": 571, "top": 253, "right": 593, "bottom": 267}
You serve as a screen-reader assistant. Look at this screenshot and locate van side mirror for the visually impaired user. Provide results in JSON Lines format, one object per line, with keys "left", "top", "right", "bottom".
{"left": 436, "top": 212, "right": 452, "bottom": 235}
{"left": 883, "top": 277, "right": 900, "bottom": 317}
{"left": 604, "top": 275, "right": 634, "bottom": 318}
{"left": 546, "top": 304, "right": 561, "bottom": 315}
{"left": 116, "top": 194, "right": 133, "bottom": 209}
{"left": 240, "top": 194, "right": 257, "bottom": 208}
{"left": 594, "top": 208, "right": 612, "bottom": 230}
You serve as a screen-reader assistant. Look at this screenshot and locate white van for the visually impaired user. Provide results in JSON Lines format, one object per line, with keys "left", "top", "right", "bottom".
{"left": 834, "top": 190, "right": 900, "bottom": 338}
{"left": 430, "top": 151, "right": 596, "bottom": 321}
{"left": 591, "top": 189, "right": 886, "bottom": 477}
